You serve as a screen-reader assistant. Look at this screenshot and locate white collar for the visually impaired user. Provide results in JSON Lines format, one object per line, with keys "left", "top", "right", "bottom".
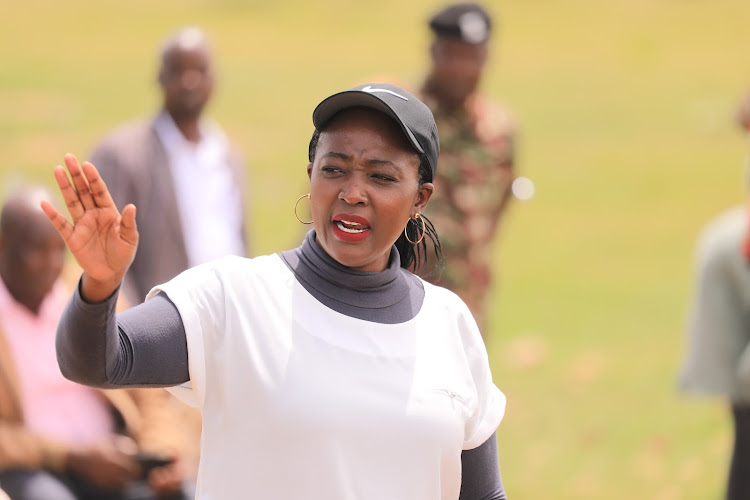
{"left": 153, "top": 111, "right": 227, "bottom": 152}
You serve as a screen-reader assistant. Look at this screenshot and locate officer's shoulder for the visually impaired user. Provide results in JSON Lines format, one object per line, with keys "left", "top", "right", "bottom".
{"left": 469, "top": 94, "right": 516, "bottom": 134}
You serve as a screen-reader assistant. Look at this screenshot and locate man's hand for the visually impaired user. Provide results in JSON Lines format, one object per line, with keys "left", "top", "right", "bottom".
{"left": 147, "top": 455, "right": 186, "bottom": 498}
{"left": 65, "top": 436, "right": 140, "bottom": 490}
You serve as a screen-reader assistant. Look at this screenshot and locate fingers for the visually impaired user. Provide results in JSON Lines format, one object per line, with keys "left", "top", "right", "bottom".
{"left": 64, "top": 153, "right": 96, "bottom": 210}
{"left": 54, "top": 154, "right": 117, "bottom": 221}
{"left": 148, "top": 466, "right": 177, "bottom": 491}
{"left": 40, "top": 200, "right": 74, "bottom": 241}
{"left": 81, "top": 160, "right": 116, "bottom": 210}
{"left": 120, "top": 204, "right": 139, "bottom": 246}
{"left": 147, "top": 458, "right": 184, "bottom": 495}
{"left": 109, "top": 437, "right": 140, "bottom": 479}
{"left": 52, "top": 165, "right": 86, "bottom": 221}
{"left": 112, "top": 435, "right": 138, "bottom": 455}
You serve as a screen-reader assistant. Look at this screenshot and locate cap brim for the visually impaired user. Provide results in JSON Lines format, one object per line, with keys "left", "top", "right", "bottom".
{"left": 312, "top": 91, "right": 426, "bottom": 156}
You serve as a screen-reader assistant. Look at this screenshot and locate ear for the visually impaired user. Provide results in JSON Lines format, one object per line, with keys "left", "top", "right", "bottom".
{"left": 307, "top": 162, "right": 313, "bottom": 180}
{"left": 413, "top": 182, "right": 434, "bottom": 214}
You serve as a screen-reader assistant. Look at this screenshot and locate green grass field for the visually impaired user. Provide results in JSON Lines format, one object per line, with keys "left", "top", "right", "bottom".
{"left": 3, "top": 1, "right": 750, "bottom": 497}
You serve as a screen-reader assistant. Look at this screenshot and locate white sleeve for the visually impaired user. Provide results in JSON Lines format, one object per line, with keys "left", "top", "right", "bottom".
{"left": 147, "top": 261, "right": 227, "bottom": 409}
{"left": 459, "top": 306, "right": 507, "bottom": 450}
{"left": 680, "top": 226, "right": 748, "bottom": 395}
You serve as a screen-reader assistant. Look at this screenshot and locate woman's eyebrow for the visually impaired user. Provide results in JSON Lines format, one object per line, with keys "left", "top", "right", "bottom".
{"left": 322, "top": 151, "right": 402, "bottom": 171}
{"left": 322, "top": 151, "right": 350, "bottom": 161}
{"left": 365, "top": 158, "right": 400, "bottom": 171}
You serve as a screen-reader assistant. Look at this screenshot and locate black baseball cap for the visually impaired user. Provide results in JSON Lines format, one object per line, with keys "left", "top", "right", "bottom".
{"left": 429, "top": 2, "right": 492, "bottom": 44}
{"left": 312, "top": 83, "right": 440, "bottom": 181}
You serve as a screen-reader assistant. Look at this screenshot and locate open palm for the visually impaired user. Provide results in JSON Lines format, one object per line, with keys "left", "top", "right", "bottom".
{"left": 41, "top": 154, "right": 138, "bottom": 300}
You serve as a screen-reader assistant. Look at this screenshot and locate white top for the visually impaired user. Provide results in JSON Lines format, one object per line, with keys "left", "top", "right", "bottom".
{"left": 150, "top": 254, "right": 506, "bottom": 500}
{"left": 680, "top": 206, "right": 750, "bottom": 402}
{"left": 153, "top": 112, "right": 245, "bottom": 267}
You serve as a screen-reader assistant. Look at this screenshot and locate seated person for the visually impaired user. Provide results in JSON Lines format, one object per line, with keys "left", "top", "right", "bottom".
{"left": 0, "top": 186, "right": 191, "bottom": 500}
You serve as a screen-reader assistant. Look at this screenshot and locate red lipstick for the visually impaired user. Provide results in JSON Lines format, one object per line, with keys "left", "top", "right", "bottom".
{"left": 332, "top": 213, "right": 371, "bottom": 242}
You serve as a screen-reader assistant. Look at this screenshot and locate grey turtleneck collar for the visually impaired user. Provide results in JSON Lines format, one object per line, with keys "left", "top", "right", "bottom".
{"left": 280, "top": 230, "right": 424, "bottom": 324}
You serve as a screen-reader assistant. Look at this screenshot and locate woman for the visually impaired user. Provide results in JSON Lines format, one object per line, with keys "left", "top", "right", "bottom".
{"left": 43, "top": 83, "right": 507, "bottom": 499}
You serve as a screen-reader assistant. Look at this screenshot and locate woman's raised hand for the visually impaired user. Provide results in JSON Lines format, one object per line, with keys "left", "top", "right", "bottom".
{"left": 41, "top": 154, "right": 138, "bottom": 302}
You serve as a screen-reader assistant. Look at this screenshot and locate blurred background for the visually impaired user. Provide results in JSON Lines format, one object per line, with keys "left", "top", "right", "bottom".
{"left": 3, "top": 0, "right": 750, "bottom": 497}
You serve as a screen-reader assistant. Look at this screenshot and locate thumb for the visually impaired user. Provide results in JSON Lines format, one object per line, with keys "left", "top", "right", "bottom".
{"left": 120, "top": 204, "right": 139, "bottom": 246}
{"left": 40, "top": 200, "right": 73, "bottom": 241}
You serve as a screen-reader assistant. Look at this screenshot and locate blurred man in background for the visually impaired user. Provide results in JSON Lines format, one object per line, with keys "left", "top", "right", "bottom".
{"left": 419, "top": 2, "right": 517, "bottom": 337}
{"left": 89, "top": 26, "right": 247, "bottom": 480}
{"left": 679, "top": 97, "right": 750, "bottom": 500}
{"left": 90, "top": 26, "right": 249, "bottom": 306}
{"left": 0, "top": 186, "right": 189, "bottom": 500}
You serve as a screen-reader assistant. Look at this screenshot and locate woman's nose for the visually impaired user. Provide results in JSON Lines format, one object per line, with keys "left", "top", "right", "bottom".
{"left": 339, "top": 178, "right": 368, "bottom": 205}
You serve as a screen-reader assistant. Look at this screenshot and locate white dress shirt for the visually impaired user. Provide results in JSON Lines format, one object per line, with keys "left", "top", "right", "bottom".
{"left": 154, "top": 112, "right": 245, "bottom": 267}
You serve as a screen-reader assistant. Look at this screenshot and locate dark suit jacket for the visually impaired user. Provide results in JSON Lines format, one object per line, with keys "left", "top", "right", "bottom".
{"left": 90, "top": 117, "right": 248, "bottom": 304}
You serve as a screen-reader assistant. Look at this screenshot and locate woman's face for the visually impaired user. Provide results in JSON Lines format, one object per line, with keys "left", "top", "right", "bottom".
{"left": 307, "top": 108, "right": 433, "bottom": 272}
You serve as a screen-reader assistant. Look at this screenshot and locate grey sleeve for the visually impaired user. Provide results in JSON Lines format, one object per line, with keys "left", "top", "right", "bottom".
{"left": 56, "top": 281, "right": 189, "bottom": 388}
{"left": 459, "top": 432, "right": 507, "bottom": 500}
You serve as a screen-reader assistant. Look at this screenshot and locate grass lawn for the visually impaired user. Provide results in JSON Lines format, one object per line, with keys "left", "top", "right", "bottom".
{"left": 3, "top": 1, "right": 750, "bottom": 497}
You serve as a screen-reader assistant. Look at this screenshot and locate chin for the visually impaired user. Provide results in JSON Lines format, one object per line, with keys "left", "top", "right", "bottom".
{"left": 172, "top": 105, "right": 205, "bottom": 122}
{"left": 329, "top": 247, "right": 368, "bottom": 268}
{"left": 336, "top": 247, "right": 391, "bottom": 273}
{"left": 444, "top": 84, "right": 476, "bottom": 103}
{"left": 317, "top": 229, "right": 390, "bottom": 271}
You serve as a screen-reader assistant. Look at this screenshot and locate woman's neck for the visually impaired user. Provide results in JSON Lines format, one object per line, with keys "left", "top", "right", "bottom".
{"left": 279, "top": 230, "right": 425, "bottom": 324}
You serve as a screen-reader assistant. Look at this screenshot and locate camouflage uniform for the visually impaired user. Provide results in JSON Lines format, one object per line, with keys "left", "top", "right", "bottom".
{"left": 422, "top": 91, "right": 516, "bottom": 333}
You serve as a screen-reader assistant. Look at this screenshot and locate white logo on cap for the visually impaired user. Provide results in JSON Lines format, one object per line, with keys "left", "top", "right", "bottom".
{"left": 458, "top": 11, "right": 488, "bottom": 43}
{"left": 362, "top": 85, "right": 409, "bottom": 101}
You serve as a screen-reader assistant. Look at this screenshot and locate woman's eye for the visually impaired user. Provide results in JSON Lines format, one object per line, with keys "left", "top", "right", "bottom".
{"left": 373, "top": 174, "right": 396, "bottom": 182}
{"left": 321, "top": 166, "right": 343, "bottom": 174}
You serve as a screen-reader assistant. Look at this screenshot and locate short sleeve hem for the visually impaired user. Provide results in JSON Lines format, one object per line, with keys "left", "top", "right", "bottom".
{"left": 147, "top": 284, "right": 207, "bottom": 408}
{"left": 463, "top": 385, "right": 506, "bottom": 450}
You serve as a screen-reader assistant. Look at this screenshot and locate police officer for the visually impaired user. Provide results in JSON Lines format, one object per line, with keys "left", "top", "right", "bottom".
{"left": 420, "top": 2, "right": 517, "bottom": 337}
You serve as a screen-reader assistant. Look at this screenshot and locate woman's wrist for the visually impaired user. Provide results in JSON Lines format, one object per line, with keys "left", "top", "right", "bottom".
{"left": 80, "top": 273, "right": 122, "bottom": 303}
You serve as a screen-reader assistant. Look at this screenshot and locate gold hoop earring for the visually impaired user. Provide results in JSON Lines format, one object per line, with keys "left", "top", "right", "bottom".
{"left": 294, "top": 193, "right": 313, "bottom": 225}
{"left": 404, "top": 213, "right": 426, "bottom": 245}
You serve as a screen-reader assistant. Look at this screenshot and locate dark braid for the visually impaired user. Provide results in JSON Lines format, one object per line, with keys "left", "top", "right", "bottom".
{"left": 394, "top": 154, "right": 442, "bottom": 277}
{"left": 308, "top": 129, "right": 443, "bottom": 278}
{"left": 308, "top": 129, "right": 321, "bottom": 163}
